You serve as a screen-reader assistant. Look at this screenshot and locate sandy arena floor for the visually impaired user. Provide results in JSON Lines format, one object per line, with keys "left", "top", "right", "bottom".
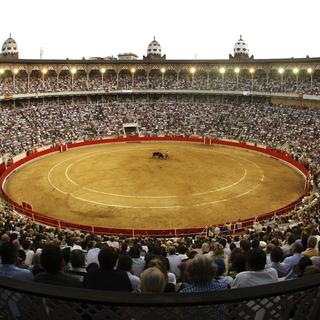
{"left": 4, "top": 142, "right": 305, "bottom": 229}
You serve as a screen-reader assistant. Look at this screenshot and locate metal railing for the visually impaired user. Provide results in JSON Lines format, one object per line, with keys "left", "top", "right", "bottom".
{"left": 0, "top": 274, "right": 320, "bottom": 319}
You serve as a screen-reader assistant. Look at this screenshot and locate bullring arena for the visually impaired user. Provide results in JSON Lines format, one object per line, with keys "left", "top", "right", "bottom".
{"left": 3, "top": 138, "right": 305, "bottom": 231}
{"left": 1, "top": 30, "right": 320, "bottom": 320}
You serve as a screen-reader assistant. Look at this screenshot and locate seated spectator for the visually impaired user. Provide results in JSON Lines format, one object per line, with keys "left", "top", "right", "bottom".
{"left": 31, "top": 249, "right": 44, "bottom": 276}
{"left": 86, "top": 241, "right": 101, "bottom": 265}
{"left": 269, "top": 247, "right": 290, "bottom": 278}
{"left": 302, "top": 236, "right": 318, "bottom": 258}
{"left": 146, "top": 256, "right": 176, "bottom": 292}
{"left": 0, "top": 242, "right": 33, "bottom": 281}
{"left": 61, "top": 247, "right": 71, "bottom": 272}
{"left": 310, "top": 241, "right": 320, "bottom": 266}
{"left": 240, "top": 239, "right": 251, "bottom": 253}
{"left": 178, "top": 250, "right": 197, "bottom": 283}
{"left": 210, "top": 242, "right": 229, "bottom": 275}
{"left": 16, "top": 249, "right": 29, "bottom": 269}
{"left": 167, "top": 246, "right": 182, "bottom": 281}
{"left": 214, "top": 258, "right": 233, "bottom": 288}
{"left": 128, "top": 245, "right": 145, "bottom": 277}
{"left": 21, "top": 239, "right": 34, "bottom": 267}
{"left": 83, "top": 246, "right": 132, "bottom": 291}
{"left": 34, "top": 244, "right": 81, "bottom": 287}
{"left": 286, "top": 257, "right": 313, "bottom": 280}
{"left": 65, "top": 249, "right": 87, "bottom": 282}
{"left": 283, "top": 243, "right": 304, "bottom": 272}
{"left": 180, "top": 254, "right": 228, "bottom": 293}
{"left": 302, "top": 265, "right": 320, "bottom": 276}
{"left": 140, "top": 267, "right": 166, "bottom": 293}
{"left": 117, "top": 254, "right": 141, "bottom": 292}
{"left": 228, "top": 250, "right": 246, "bottom": 279}
{"left": 232, "top": 248, "right": 278, "bottom": 288}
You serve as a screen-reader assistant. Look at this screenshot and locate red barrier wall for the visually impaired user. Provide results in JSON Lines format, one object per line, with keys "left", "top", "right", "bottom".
{"left": 0, "top": 137, "right": 309, "bottom": 236}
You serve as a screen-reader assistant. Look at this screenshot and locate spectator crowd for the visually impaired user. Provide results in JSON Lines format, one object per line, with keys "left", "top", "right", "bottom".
{"left": 0, "top": 197, "right": 320, "bottom": 293}
{"left": 0, "top": 94, "right": 320, "bottom": 295}
{"left": 0, "top": 97, "right": 319, "bottom": 172}
{"left": 0, "top": 71, "right": 320, "bottom": 95}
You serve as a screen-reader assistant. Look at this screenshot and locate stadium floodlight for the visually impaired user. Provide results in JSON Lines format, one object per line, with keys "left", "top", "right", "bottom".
{"left": 219, "top": 67, "right": 226, "bottom": 90}
{"left": 160, "top": 68, "right": 166, "bottom": 87}
{"left": 249, "top": 68, "right": 255, "bottom": 92}
{"left": 41, "top": 68, "right": 47, "bottom": 88}
{"left": 234, "top": 67, "right": 240, "bottom": 89}
{"left": 278, "top": 68, "right": 284, "bottom": 92}
{"left": 70, "top": 68, "right": 77, "bottom": 91}
{"left": 130, "top": 67, "right": 136, "bottom": 87}
{"left": 100, "top": 67, "right": 106, "bottom": 86}
{"left": 293, "top": 68, "right": 299, "bottom": 88}
{"left": 190, "top": 67, "right": 196, "bottom": 74}
{"left": 12, "top": 68, "right": 19, "bottom": 90}
{"left": 307, "top": 68, "right": 313, "bottom": 89}
{"left": 190, "top": 67, "right": 196, "bottom": 87}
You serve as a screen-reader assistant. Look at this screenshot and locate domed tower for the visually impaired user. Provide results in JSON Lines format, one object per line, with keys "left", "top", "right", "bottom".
{"left": 143, "top": 37, "right": 166, "bottom": 60}
{"left": 1, "top": 34, "right": 19, "bottom": 59}
{"left": 229, "top": 35, "right": 253, "bottom": 60}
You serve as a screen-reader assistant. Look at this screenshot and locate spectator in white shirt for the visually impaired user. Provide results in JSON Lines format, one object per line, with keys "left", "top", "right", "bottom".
{"left": 117, "top": 255, "right": 141, "bottom": 292}
{"left": 232, "top": 248, "right": 278, "bottom": 288}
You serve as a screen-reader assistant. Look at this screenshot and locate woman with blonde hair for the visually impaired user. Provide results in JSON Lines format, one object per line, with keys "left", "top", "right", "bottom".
{"left": 140, "top": 267, "right": 167, "bottom": 293}
{"left": 211, "top": 242, "right": 229, "bottom": 275}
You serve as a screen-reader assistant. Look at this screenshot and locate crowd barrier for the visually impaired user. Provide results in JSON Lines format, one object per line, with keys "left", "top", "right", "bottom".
{"left": 0, "top": 137, "right": 309, "bottom": 236}
{"left": 0, "top": 274, "right": 320, "bottom": 320}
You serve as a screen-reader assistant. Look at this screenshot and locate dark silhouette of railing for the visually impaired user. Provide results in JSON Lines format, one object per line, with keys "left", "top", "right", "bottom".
{"left": 0, "top": 274, "right": 320, "bottom": 320}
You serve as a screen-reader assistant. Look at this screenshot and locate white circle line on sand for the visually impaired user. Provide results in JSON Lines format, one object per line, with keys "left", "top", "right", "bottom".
{"left": 47, "top": 159, "right": 71, "bottom": 195}
{"left": 47, "top": 145, "right": 264, "bottom": 209}
{"left": 64, "top": 148, "right": 250, "bottom": 199}
{"left": 69, "top": 178, "right": 263, "bottom": 209}
{"left": 48, "top": 147, "right": 155, "bottom": 195}
{"left": 70, "top": 193, "right": 183, "bottom": 209}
